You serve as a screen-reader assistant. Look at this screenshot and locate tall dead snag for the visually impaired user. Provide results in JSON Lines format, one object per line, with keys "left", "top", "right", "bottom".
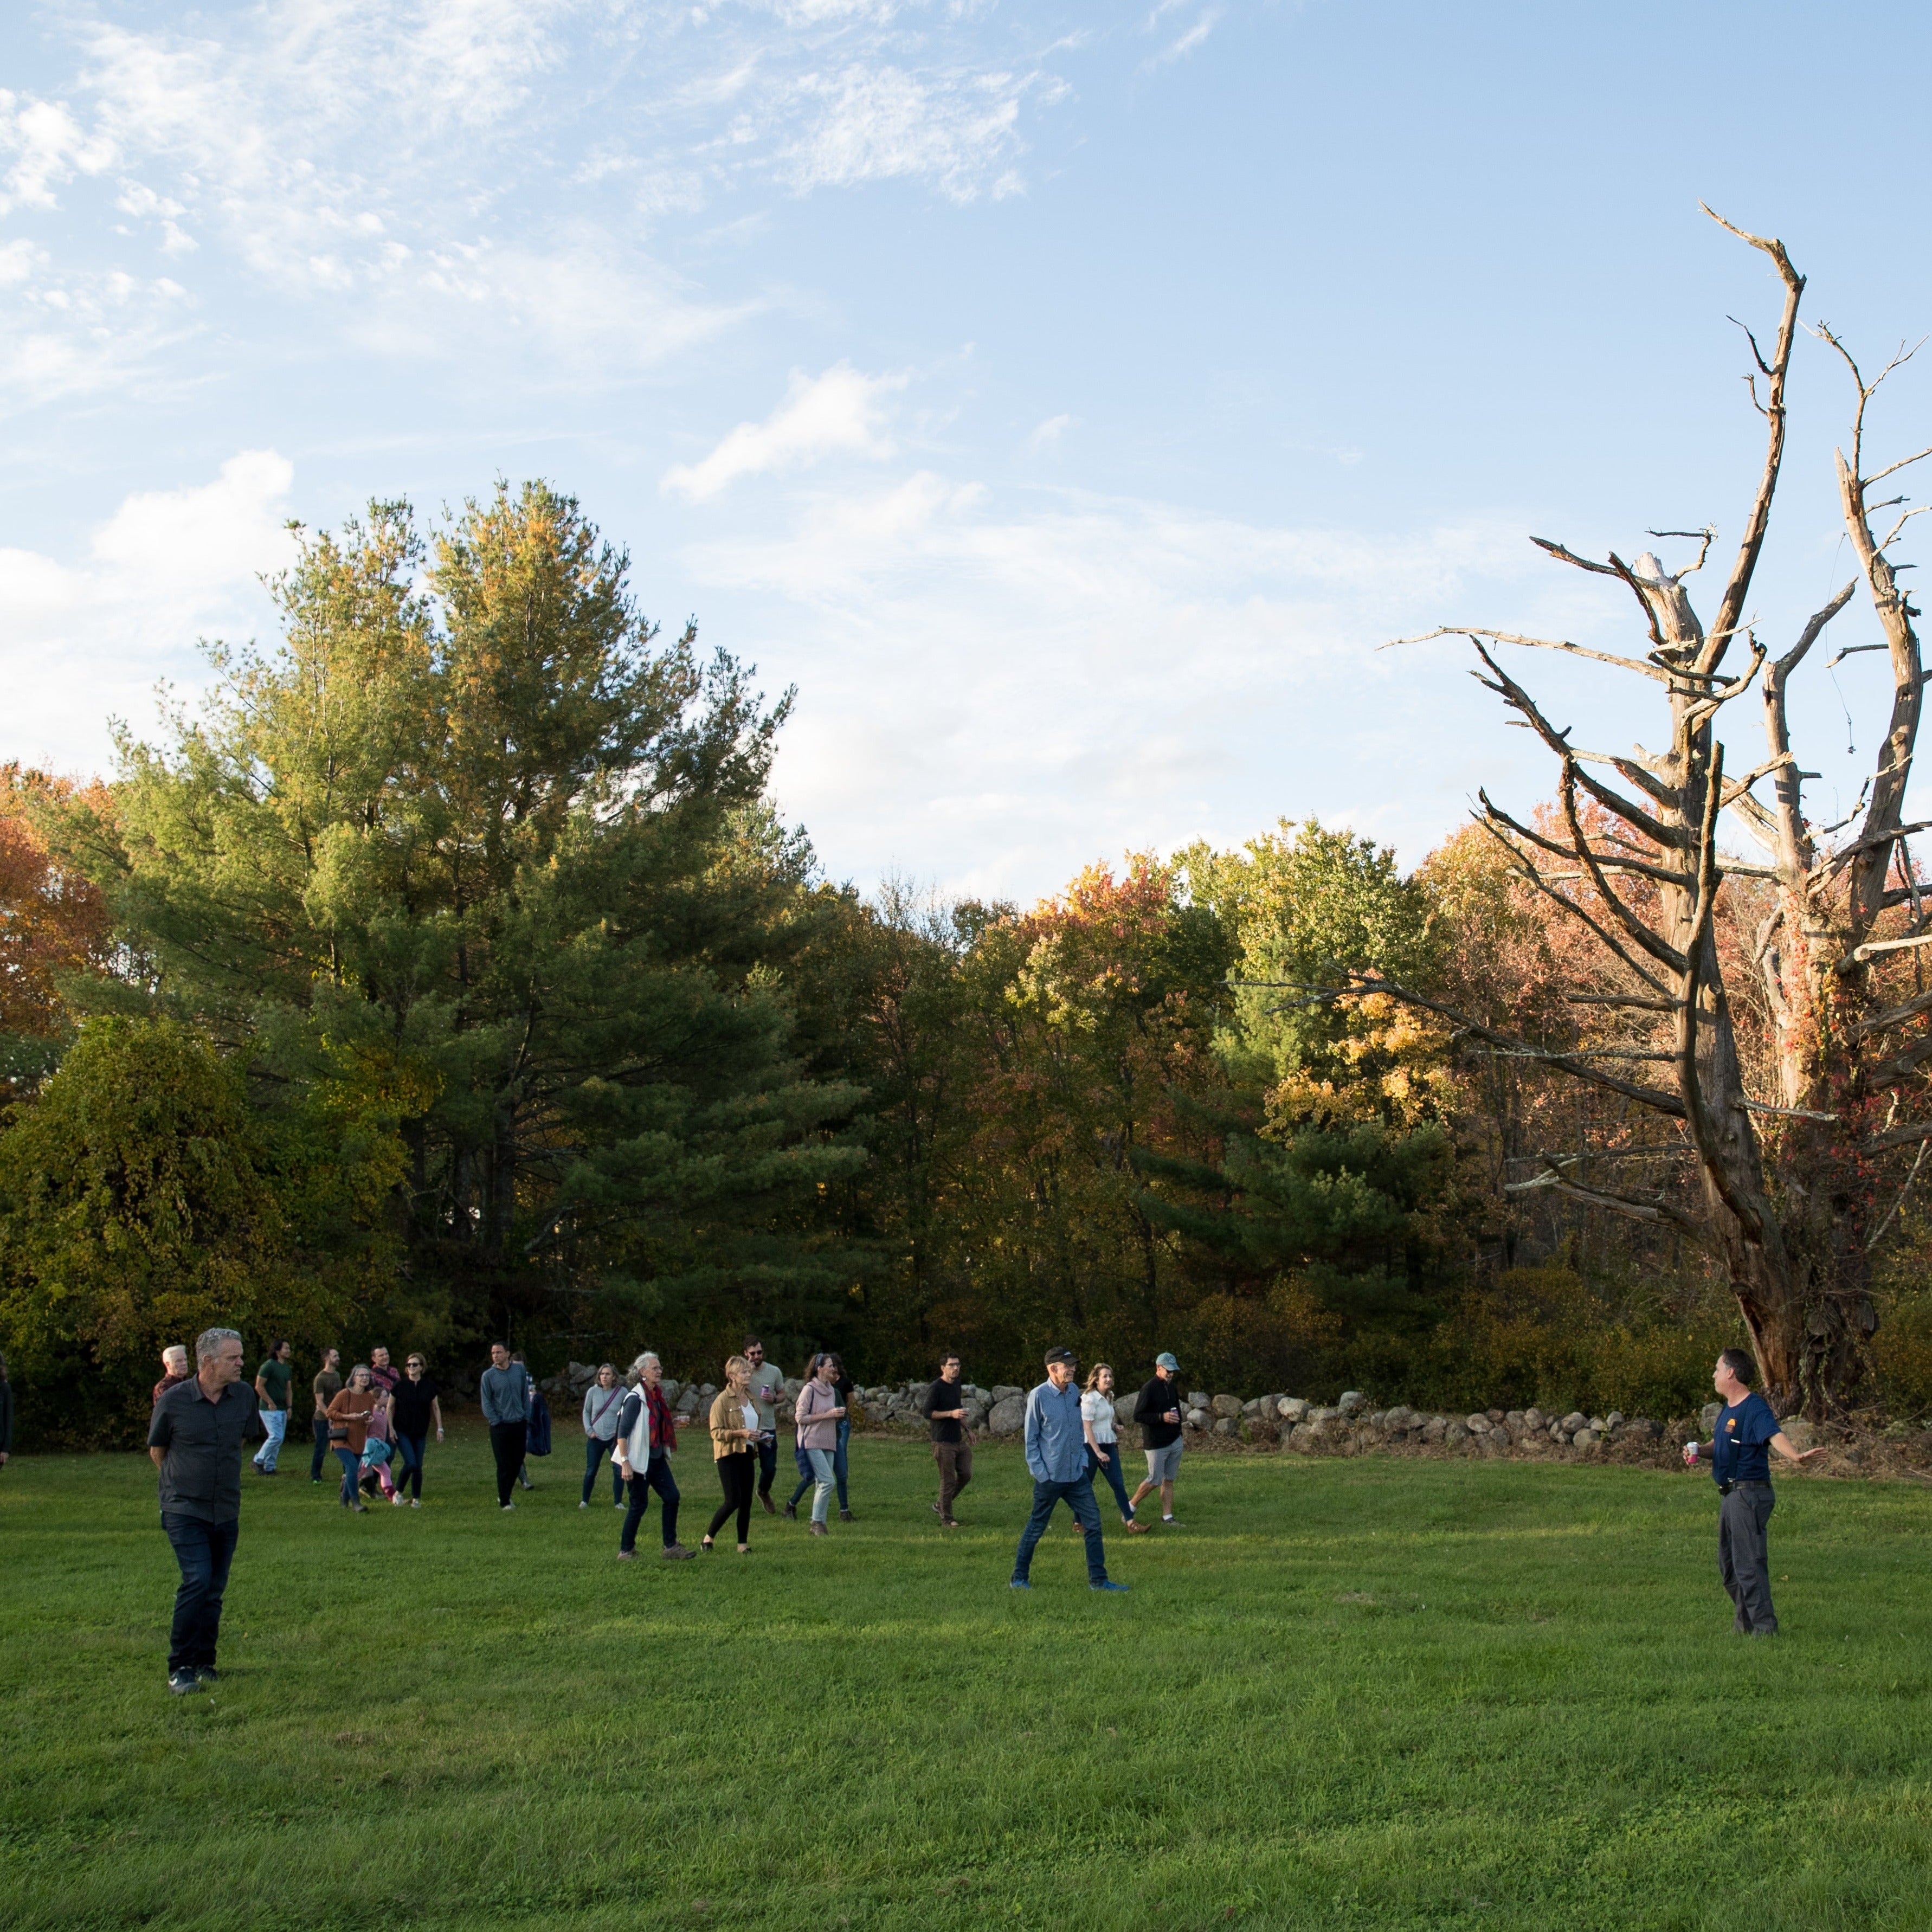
{"left": 1366, "top": 210, "right": 1932, "bottom": 1415}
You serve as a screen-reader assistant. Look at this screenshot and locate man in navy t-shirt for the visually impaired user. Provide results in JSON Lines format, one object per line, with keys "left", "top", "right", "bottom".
{"left": 1682, "top": 1347, "right": 1824, "bottom": 1634}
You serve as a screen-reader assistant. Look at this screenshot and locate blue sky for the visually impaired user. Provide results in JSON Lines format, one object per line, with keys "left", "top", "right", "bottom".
{"left": 3, "top": 0, "right": 1930, "bottom": 900}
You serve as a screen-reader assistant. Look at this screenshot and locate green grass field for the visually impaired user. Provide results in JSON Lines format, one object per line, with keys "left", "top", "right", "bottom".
{"left": 3, "top": 1426, "right": 1929, "bottom": 1931}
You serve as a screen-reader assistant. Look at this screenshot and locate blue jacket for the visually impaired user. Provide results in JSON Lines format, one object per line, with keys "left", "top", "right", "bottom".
{"left": 1023, "top": 1378, "right": 1089, "bottom": 1484}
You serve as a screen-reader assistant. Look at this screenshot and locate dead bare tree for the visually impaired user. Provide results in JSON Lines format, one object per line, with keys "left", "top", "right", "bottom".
{"left": 1356, "top": 209, "right": 1932, "bottom": 1416}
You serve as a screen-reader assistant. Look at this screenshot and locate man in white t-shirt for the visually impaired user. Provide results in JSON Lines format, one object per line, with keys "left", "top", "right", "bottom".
{"left": 742, "top": 1337, "right": 786, "bottom": 1515}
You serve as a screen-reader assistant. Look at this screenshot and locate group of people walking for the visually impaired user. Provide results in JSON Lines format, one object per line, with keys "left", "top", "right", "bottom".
{"left": 138, "top": 1319, "right": 1807, "bottom": 1696}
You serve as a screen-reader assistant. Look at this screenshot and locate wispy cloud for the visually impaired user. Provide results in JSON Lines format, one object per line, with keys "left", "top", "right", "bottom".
{"left": 779, "top": 65, "right": 1044, "bottom": 202}
{"left": 1145, "top": 8, "right": 1221, "bottom": 67}
{"left": 664, "top": 362, "right": 907, "bottom": 499}
{"left": 680, "top": 463, "right": 1575, "bottom": 891}
{"left": 1025, "top": 412, "right": 1074, "bottom": 453}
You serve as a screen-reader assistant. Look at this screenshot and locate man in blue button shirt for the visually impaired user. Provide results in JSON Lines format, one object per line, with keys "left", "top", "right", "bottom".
{"left": 1010, "top": 1349, "right": 1127, "bottom": 1593}
{"left": 1683, "top": 1347, "right": 1823, "bottom": 1634}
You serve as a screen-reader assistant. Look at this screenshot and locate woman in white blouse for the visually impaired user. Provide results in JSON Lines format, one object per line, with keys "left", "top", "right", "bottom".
{"left": 1082, "top": 1363, "right": 1146, "bottom": 1531}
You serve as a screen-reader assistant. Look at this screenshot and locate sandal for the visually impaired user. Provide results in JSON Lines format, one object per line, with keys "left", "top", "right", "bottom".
{"left": 700, "top": 1536, "right": 714, "bottom": 1552}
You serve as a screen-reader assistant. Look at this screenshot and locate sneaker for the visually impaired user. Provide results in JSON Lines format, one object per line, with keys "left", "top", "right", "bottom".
{"left": 616, "top": 1549, "right": 636, "bottom": 1561}
{"left": 930, "top": 1502, "right": 943, "bottom": 1517}
{"left": 839, "top": 1509, "right": 854, "bottom": 1523}
{"left": 410, "top": 1499, "right": 421, "bottom": 1509}
{"left": 1009, "top": 1579, "right": 1032, "bottom": 1590}
{"left": 169, "top": 1669, "right": 203, "bottom": 1696}
{"left": 392, "top": 1494, "right": 407, "bottom": 1506}
{"left": 579, "top": 1500, "right": 588, "bottom": 1509}
{"left": 350, "top": 1500, "right": 368, "bottom": 1514}
{"left": 663, "top": 1544, "right": 696, "bottom": 1561}
{"left": 196, "top": 1666, "right": 221, "bottom": 1684}
{"left": 808, "top": 1520, "right": 827, "bottom": 1537}
{"left": 1091, "top": 1580, "right": 1130, "bottom": 1593}
{"left": 783, "top": 1502, "right": 797, "bottom": 1520}
{"left": 942, "top": 1518, "right": 961, "bottom": 1528}
{"left": 1162, "top": 1517, "right": 1180, "bottom": 1527}
{"left": 310, "top": 1478, "right": 321, "bottom": 1485}
{"left": 501, "top": 1503, "right": 514, "bottom": 1511}
{"left": 518, "top": 1476, "right": 533, "bottom": 1491}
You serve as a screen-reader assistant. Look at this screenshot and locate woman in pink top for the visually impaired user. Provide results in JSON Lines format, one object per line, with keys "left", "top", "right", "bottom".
{"left": 793, "top": 1354, "right": 846, "bottom": 1537}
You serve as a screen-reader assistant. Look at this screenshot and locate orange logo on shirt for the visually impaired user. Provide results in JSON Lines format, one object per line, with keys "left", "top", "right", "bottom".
{"left": 1725, "top": 1419, "right": 1736, "bottom": 1432}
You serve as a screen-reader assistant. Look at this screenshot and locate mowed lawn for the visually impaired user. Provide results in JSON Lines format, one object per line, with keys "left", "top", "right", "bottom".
{"left": 3, "top": 1428, "right": 1930, "bottom": 1932}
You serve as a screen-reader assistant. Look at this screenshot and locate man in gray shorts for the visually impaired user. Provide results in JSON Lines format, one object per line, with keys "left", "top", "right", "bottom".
{"left": 1128, "top": 1351, "right": 1186, "bottom": 1526}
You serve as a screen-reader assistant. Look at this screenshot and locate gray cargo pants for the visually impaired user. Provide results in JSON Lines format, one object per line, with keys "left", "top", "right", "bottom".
{"left": 1718, "top": 1481, "right": 1778, "bottom": 1634}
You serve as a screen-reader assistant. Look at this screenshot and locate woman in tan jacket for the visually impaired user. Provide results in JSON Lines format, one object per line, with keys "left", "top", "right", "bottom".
{"left": 702, "top": 1355, "right": 761, "bottom": 1553}
{"left": 326, "top": 1366, "right": 377, "bottom": 1514}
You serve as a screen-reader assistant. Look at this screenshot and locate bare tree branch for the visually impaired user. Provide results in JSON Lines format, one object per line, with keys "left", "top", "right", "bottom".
{"left": 1699, "top": 205, "right": 1806, "bottom": 674}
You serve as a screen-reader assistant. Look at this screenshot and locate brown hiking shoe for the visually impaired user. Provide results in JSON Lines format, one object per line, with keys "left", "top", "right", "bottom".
{"left": 761, "top": 1493, "right": 776, "bottom": 1515}
{"left": 662, "top": 1544, "right": 697, "bottom": 1561}
{"left": 808, "top": 1520, "right": 828, "bottom": 1536}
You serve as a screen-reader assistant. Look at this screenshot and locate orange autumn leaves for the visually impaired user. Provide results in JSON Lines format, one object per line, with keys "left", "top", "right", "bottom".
{"left": 0, "top": 767, "right": 114, "bottom": 1044}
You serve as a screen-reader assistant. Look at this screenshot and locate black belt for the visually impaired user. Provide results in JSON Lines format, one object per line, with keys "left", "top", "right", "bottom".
{"left": 1718, "top": 1478, "right": 1772, "bottom": 1494}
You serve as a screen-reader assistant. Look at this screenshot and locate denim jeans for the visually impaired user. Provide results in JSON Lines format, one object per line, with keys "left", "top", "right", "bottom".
{"left": 394, "top": 1430, "right": 428, "bottom": 1500}
{"left": 1087, "top": 1442, "right": 1136, "bottom": 1521}
{"left": 253, "top": 1407, "right": 288, "bottom": 1472}
{"left": 310, "top": 1415, "right": 332, "bottom": 1480}
{"left": 833, "top": 1417, "right": 850, "bottom": 1510}
{"left": 756, "top": 1432, "right": 778, "bottom": 1497}
{"left": 787, "top": 1442, "right": 815, "bottom": 1510}
{"left": 336, "top": 1446, "right": 363, "bottom": 1504}
{"left": 162, "top": 1513, "right": 239, "bottom": 1673}
{"left": 583, "top": 1435, "right": 625, "bottom": 1506}
{"left": 806, "top": 1447, "right": 837, "bottom": 1524}
{"left": 1012, "top": 1473, "right": 1108, "bottom": 1585}
{"left": 620, "top": 1454, "right": 682, "bottom": 1552}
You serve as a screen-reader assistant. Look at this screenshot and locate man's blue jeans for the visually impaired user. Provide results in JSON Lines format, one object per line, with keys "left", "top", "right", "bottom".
{"left": 1012, "top": 1473, "right": 1109, "bottom": 1585}
{"left": 161, "top": 1513, "right": 239, "bottom": 1673}
{"left": 620, "top": 1454, "right": 682, "bottom": 1552}
{"left": 253, "top": 1407, "right": 287, "bottom": 1471}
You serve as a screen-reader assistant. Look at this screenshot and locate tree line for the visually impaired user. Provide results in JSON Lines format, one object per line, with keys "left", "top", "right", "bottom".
{"left": 5, "top": 469, "right": 1932, "bottom": 1447}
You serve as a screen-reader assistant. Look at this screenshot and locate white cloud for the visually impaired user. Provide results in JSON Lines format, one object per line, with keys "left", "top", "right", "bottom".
{"left": 1025, "top": 411, "right": 1074, "bottom": 452}
{"left": 1147, "top": 8, "right": 1220, "bottom": 67}
{"left": 664, "top": 362, "right": 906, "bottom": 499}
{"left": 779, "top": 64, "right": 1039, "bottom": 201}
{"left": 0, "top": 452, "right": 297, "bottom": 771}
{"left": 0, "top": 91, "right": 115, "bottom": 214}
{"left": 91, "top": 449, "right": 295, "bottom": 591}
{"left": 681, "top": 467, "right": 1589, "bottom": 894}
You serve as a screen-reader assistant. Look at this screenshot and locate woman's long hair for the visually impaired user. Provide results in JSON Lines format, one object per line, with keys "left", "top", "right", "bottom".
{"left": 1084, "top": 1362, "right": 1112, "bottom": 1393}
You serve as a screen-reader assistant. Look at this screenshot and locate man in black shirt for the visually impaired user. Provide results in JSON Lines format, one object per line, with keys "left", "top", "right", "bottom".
{"left": 147, "top": 1326, "right": 254, "bottom": 1696}
{"left": 922, "top": 1354, "right": 973, "bottom": 1526}
{"left": 1127, "top": 1351, "right": 1186, "bottom": 1527}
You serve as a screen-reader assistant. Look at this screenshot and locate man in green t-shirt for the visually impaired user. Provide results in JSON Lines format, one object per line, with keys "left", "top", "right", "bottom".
{"left": 251, "top": 1341, "right": 294, "bottom": 1476}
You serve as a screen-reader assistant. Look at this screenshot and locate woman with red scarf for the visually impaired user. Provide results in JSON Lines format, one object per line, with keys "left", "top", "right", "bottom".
{"left": 613, "top": 1352, "right": 694, "bottom": 1561}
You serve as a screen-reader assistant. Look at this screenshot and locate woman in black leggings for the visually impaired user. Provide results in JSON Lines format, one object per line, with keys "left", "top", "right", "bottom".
{"left": 703, "top": 1355, "right": 761, "bottom": 1553}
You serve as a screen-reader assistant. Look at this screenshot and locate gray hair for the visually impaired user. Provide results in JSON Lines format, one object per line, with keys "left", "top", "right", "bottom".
{"left": 195, "top": 1327, "right": 242, "bottom": 1364}
{"left": 629, "top": 1351, "right": 658, "bottom": 1380}
{"left": 162, "top": 1344, "right": 189, "bottom": 1369}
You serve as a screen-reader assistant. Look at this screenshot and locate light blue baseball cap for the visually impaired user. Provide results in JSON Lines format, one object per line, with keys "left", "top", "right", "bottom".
{"left": 1155, "top": 1351, "right": 1180, "bottom": 1371}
